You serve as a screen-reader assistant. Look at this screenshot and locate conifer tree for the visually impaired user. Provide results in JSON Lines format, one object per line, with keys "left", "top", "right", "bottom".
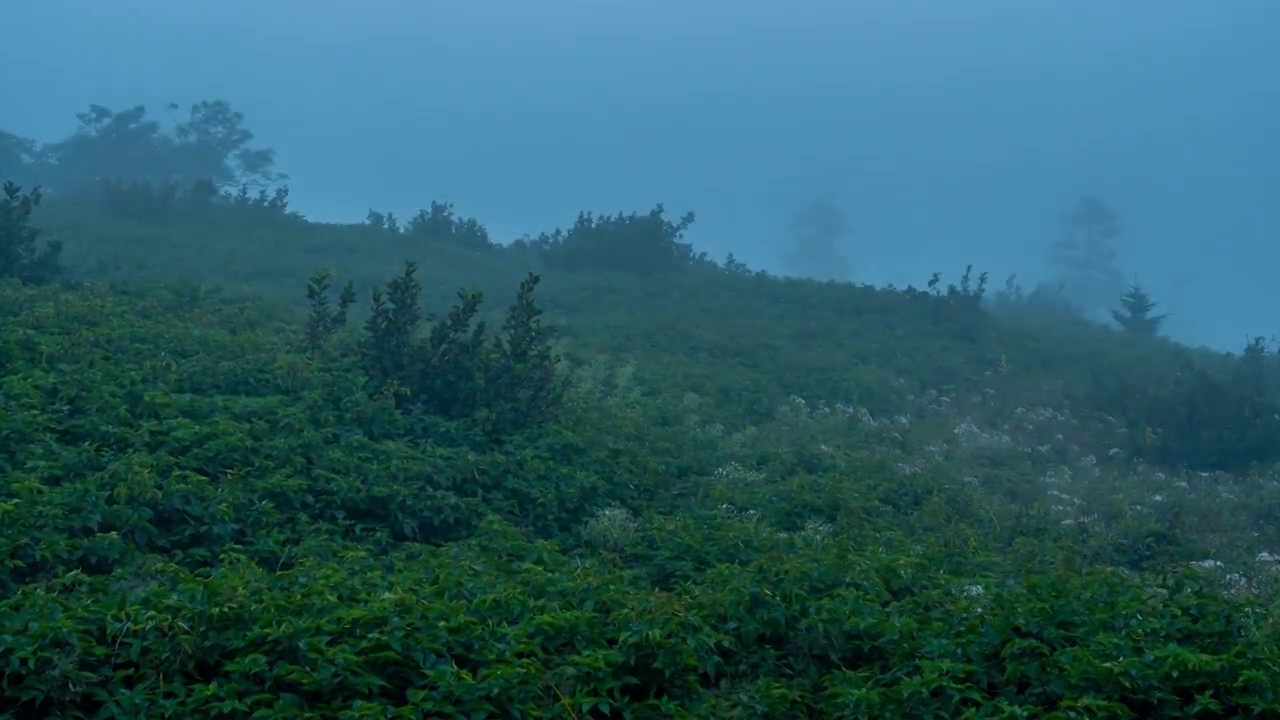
{"left": 1111, "top": 282, "right": 1167, "bottom": 336}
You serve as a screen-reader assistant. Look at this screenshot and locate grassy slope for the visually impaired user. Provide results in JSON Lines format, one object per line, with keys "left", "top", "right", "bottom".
{"left": 46, "top": 203, "right": 1209, "bottom": 421}
{"left": 2, "top": 204, "right": 1278, "bottom": 717}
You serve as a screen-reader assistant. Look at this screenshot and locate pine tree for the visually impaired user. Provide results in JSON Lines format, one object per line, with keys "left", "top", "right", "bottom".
{"left": 1111, "top": 282, "right": 1167, "bottom": 336}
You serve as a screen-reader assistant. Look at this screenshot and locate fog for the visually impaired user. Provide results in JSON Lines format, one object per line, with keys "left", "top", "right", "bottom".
{"left": 3, "top": 0, "right": 1277, "bottom": 349}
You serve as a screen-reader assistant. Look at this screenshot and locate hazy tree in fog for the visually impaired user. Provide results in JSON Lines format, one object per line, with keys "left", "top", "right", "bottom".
{"left": 1048, "top": 195, "right": 1126, "bottom": 319}
{"left": 0, "top": 132, "right": 42, "bottom": 186}
{"left": 170, "top": 101, "right": 281, "bottom": 188}
{"left": 45, "top": 105, "right": 172, "bottom": 191}
{"left": 783, "top": 198, "right": 852, "bottom": 282}
{"left": 0, "top": 100, "right": 281, "bottom": 195}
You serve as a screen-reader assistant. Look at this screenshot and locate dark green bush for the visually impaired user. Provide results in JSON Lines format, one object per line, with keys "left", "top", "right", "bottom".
{"left": 1102, "top": 338, "right": 1280, "bottom": 472}
{"left": 518, "top": 204, "right": 703, "bottom": 275}
{"left": 358, "top": 261, "right": 564, "bottom": 438}
{"left": 405, "top": 200, "right": 494, "bottom": 250}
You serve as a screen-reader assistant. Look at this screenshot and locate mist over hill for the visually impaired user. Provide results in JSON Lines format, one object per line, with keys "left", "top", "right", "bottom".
{"left": 3, "top": 2, "right": 1280, "bottom": 716}
{"left": 4, "top": 0, "right": 1278, "bottom": 349}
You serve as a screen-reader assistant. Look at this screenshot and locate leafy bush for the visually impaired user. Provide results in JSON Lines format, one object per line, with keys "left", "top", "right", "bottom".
{"left": 365, "top": 201, "right": 494, "bottom": 250}
{"left": 1124, "top": 339, "right": 1280, "bottom": 471}
{"left": 406, "top": 201, "right": 494, "bottom": 249}
{"left": 518, "top": 204, "right": 703, "bottom": 274}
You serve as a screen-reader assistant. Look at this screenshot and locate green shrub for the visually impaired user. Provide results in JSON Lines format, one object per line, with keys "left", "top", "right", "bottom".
{"left": 518, "top": 204, "right": 702, "bottom": 275}
{"left": 358, "top": 261, "right": 564, "bottom": 438}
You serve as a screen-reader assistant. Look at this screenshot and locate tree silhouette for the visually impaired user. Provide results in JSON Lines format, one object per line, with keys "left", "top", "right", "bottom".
{"left": 1111, "top": 282, "right": 1167, "bottom": 336}
{"left": 1, "top": 100, "right": 281, "bottom": 195}
{"left": 783, "top": 198, "right": 852, "bottom": 282}
{"left": 1048, "top": 195, "right": 1126, "bottom": 318}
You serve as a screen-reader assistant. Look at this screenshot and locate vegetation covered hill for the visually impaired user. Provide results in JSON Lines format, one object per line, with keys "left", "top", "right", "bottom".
{"left": 3, "top": 103, "right": 1280, "bottom": 717}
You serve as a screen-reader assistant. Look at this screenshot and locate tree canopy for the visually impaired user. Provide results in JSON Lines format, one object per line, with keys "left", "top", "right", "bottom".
{"left": 1, "top": 100, "right": 281, "bottom": 195}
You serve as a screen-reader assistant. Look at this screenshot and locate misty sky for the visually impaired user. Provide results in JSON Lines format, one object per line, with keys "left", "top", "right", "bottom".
{"left": 3, "top": 0, "right": 1277, "bottom": 349}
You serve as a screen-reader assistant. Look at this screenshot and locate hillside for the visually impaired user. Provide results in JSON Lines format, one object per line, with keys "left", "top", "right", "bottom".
{"left": 3, "top": 186, "right": 1280, "bottom": 717}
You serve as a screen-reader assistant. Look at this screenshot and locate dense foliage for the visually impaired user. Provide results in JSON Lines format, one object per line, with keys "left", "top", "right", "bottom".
{"left": 4, "top": 103, "right": 1280, "bottom": 717}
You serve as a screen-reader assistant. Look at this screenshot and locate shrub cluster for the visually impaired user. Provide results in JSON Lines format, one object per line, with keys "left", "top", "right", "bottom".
{"left": 1123, "top": 338, "right": 1280, "bottom": 471}
{"left": 306, "top": 261, "right": 565, "bottom": 440}
{"left": 514, "top": 204, "right": 705, "bottom": 275}
{"left": 366, "top": 200, "right": 494, "bottom": 250}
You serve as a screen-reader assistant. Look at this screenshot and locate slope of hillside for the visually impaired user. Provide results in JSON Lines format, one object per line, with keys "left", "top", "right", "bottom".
{"left": 3, "top": 197, "right": 1280, "bottom": 717}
